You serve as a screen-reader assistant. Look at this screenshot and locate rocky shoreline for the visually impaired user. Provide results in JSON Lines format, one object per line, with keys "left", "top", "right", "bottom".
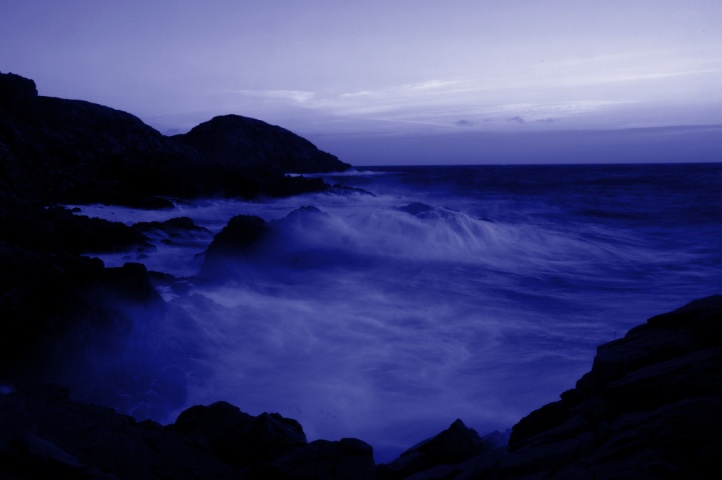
{"left": 2, "top": 71, "right": 721, "bottom": 478}
{"left": 2, "top": 296, "right": 721, "bottom": 479}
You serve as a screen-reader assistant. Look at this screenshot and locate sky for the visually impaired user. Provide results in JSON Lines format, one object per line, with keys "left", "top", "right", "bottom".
{"left": 2, "top": 1, "right": 722, "bottom": 164}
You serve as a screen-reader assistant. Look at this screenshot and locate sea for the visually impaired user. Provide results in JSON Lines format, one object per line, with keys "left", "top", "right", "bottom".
{"left": 68, "top": 162, "right": 722, "bottom": 462}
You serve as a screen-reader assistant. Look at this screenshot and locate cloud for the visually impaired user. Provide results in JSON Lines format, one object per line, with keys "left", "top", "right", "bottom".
{"left": 226, "top": 76, "right": 640, "bottom": 135}
{"left": 339, "top": 90, "right": 375, "bottom": 98}
{"left": 235, "top": 89, "right": 316, "bottom": 103}
{"left": 401, "top": 80, "right": 460, "bottom": 91}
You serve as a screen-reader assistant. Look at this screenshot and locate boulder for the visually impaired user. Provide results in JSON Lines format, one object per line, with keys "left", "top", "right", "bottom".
{"left": 172, "top": 402, "right": 307, "bottom": 469}
{"left": 133, "top": 216, "right": 208, "bottom": 235}
{"left": 397, "top": 202, "right": 434, "bottom": 216}
{"left": 267, "top": 437, "right": 375, "bottom": 480}
{"left": 378, "top": 420, "right": 503, "bottom": 479}
{"left": 200, "top": 214, "right": 270, "bottom": 279}
{"left": 0, "top": 387, "right": 374, "bottom": 480}
{"left": 0, "top": 385, "right": 234, "bottom": 479}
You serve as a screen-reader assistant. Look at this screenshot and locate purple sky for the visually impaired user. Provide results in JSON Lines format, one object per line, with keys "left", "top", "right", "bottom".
{"left": 2, "top": 1, "right": 721, "bottom": 164}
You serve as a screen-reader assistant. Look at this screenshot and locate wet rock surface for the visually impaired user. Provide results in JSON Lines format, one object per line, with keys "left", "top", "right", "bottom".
{"left": 418, "top": 295, "right": 722, "bottom": 480}
{"left": 0, "top": 386, "right": 374, "bottom": 480}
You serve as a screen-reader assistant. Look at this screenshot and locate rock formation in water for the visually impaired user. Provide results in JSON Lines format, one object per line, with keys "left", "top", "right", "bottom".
{"left": 0, "top": 71, "right": 349, "bottom": 412}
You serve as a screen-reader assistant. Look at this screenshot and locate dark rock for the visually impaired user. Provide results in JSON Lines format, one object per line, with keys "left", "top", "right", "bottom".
{"left": 267, "top": 205, "right": 334, "bottom": 239}
{"left": 0, "top": 385, "right": 234, "bottom": 479}
{"left": 231, "top": 413, "right": 308, "bottom": 466}
{"left": 173, "top": 114, "right": 350, "bottom": 174}
{"left": 1, "top": 72, "right": 349, "bottom": 206}
{"left": 172, "top": 402, "right": 307, "bottom": 469}
{"left": 464, "top": 295, "right": 722, "bottom": 479}
{"left": 0, "top": 72, "right": 37, "bottom": 112}
{"left": 379, "top": 419, "right": 496, "bottom": 479}
{"left": 173, "top": 401, "right": 254, "bottom": 447}
{"left": 397, "top": 202, "right": 434, "bottom": 216}
{"left": 327, "top": 184, "right": 376, "bottom": 196}
{"left": 133, "top": 216, "right": 212, "bottom": 250}
{"left": 370, "top": 296, "right": 722, "bottom": 479}
{"left": 134, "top": 216, "right": 207, "bottom": 234}
{"left": 0, "top": 71, "right": 197, "bottom": 205}
{"left": 0, "top": 229, "right": 190, "bottom": 421}
{"left": 0, "top": 205, "right": 147, "bottom": 255}
{"left": 267, "top": 437, "right": 375, "bottom": 480}
{"left": 200, "top": 214, "right": 270, "bottom": 278}
{"left": 1, "top": 386, "right": 374, "bottom": 479}
{"left": 2, "top": 294, "right": 722, "bottom": 479}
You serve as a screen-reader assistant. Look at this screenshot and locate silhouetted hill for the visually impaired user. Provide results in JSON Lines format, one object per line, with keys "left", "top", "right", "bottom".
{"left": 0, "top": 71, "right": 348, "bottom": 207}
{"left": 173, "top": 114, "right": 350, "bottom": 174}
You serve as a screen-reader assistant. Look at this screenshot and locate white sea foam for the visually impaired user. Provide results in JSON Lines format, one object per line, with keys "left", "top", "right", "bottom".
{"left": 66, "top": 164, "right": 722, "bottom": 461}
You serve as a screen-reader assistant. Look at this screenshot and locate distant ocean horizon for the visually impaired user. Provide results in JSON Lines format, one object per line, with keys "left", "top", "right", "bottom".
{"left": 309, "top": 125, "right": 722, "bottom": 167}
{"left": 69, "top": 162, "right": 722, "bottom": 462}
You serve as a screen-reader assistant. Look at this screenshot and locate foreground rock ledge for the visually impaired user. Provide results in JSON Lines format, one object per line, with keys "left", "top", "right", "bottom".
{"left": 2, "top": 295, "right": 722, "bottom": 479}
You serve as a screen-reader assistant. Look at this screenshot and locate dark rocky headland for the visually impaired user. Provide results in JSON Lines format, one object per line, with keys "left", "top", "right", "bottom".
{"left": 2, "top": 71, "right": 721, "bottom": 479}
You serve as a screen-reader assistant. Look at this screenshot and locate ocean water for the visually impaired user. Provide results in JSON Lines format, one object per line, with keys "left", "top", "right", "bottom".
{"left": 69, "top": 163, "right": 722, "bottom": 461}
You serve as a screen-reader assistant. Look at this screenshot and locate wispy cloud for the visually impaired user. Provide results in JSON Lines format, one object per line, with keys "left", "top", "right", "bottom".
{"left": 311, "top": 82, "right": 632, "bottom": 129}
{"left": 554, "top": 67, "right": 722, "bottom": 90}
{"left": 400, "top": 80, "right": 460, "bottom": 91}
{"left": 339, "top": 90, "right": 375, "bottom": 98}
{"left": 235, "top": 89, "right": 316, "bottom": 103}
{"left": 228, "top": 49, "right": 722, "bottom": 133}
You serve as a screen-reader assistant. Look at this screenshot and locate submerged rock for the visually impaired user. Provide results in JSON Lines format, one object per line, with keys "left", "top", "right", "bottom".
{"left": 397, "top": 202, "right": 434, "bottom": 216}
